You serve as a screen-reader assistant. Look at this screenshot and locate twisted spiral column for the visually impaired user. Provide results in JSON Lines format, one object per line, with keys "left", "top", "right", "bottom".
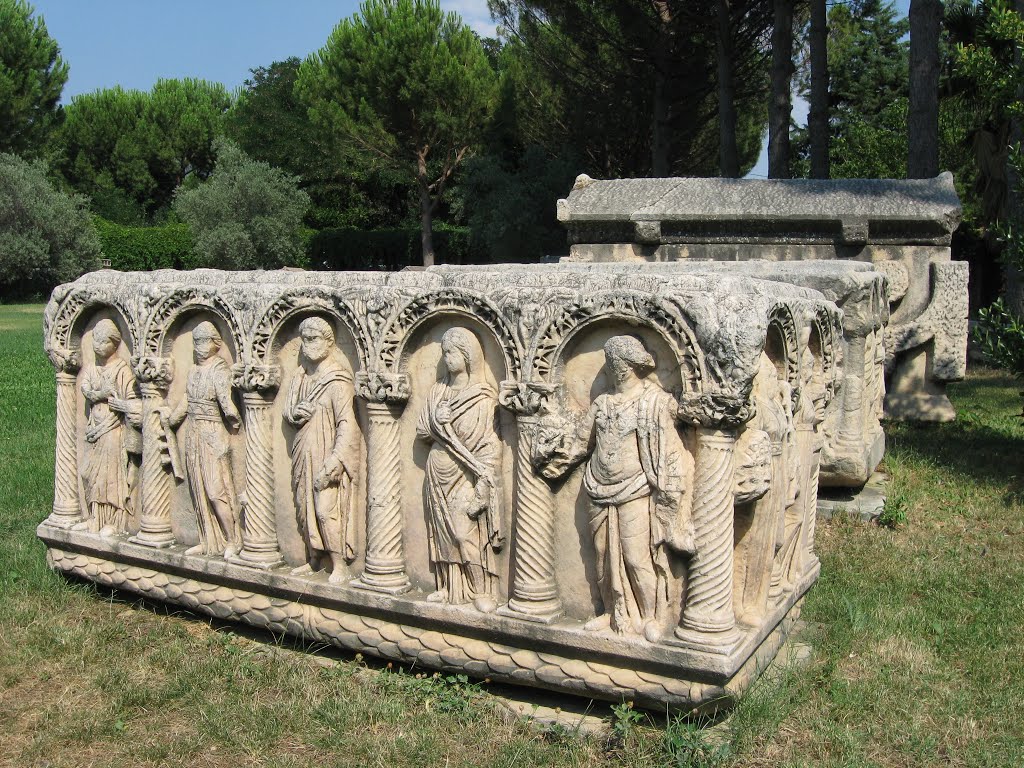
{"left": 673, "top": 428, "right": 741, "bottom": 652}
{"left": 352, "top": 400, "right": 410, "bottom": 593}
{"left": 48, "top": 369, "right": 83, "bottom": 528}
{"left": 236, "top": 391, "right": 283, "bottom": 568}
{"left": 131, "top": 378, "right": 176, "bottom": 548}
{"left": 498, "top": 415, "right": 561, "bottom": 622}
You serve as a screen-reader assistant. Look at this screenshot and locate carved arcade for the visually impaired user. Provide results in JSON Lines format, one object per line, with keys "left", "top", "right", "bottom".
{"left": 40, "top": 266, "right": 842, "bottom": 712}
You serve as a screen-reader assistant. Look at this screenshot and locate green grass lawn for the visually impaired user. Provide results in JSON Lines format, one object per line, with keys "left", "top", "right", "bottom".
{"left": 2, "top": 303, "right": 1022, "bottom": 768}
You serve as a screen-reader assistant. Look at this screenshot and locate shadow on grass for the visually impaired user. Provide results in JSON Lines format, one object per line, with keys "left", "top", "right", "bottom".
{"left": 885, "top": 372, "right": 1024, "bottom": 505}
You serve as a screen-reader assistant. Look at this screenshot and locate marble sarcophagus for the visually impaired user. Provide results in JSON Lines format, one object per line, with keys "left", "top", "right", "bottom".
{"left": 39, "top": 265, "right": 844, "bottom": 712}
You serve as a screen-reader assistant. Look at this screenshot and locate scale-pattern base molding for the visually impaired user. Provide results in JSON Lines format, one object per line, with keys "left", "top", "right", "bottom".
{"left": 43, "top": 528, "right": 807, "bottom": 713}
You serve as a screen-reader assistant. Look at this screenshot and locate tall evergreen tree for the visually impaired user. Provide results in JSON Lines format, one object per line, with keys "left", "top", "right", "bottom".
{"left": 769, "top": 0, "right": 794, "bottom": 178}
{"left": 909, "top": 0, "right": 943, "bottom": 178}
{"left": 0, "top": 0, "right": 68, "bottom": 156}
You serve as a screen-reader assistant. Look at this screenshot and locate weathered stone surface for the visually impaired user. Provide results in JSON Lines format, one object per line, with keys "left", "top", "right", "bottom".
{"left": 558, "top": 174, "right": 968, "bottom": 425}
{"left": 40, "top": 265, "right": 840, "bottom": 711}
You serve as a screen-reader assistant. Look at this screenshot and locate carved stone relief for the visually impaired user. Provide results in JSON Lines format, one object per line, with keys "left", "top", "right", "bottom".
{"left": 41, "top": 266, "right": 843, "bottom": 712}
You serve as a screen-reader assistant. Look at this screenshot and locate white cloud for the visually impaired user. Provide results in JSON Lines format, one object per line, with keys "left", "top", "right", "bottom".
{"left": 440, "top": 0, "right": 499, "bottom": 38}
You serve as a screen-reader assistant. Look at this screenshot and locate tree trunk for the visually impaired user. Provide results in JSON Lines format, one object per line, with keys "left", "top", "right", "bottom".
{"left": 808, "top": 0, "right": 829, "bottom": 179}
{"left": 769, "top": 0, "right": 793, "bottom": 178}
{"left": 908, "top": 0, "right": 942, "bottom": 179}
{"left": 717, "top": 0, "right": 739, "bottom": 177}
{"left": 1006, "top": 0, "right": 1024, "bottom": 315}
{"left": 651, "top": 0, "right": 673, "bottom": 177}
{"left": 417, "top": 150, "right": 435, "bottom": 267}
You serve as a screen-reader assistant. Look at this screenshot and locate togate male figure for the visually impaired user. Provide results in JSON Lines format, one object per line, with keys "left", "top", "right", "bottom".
{"left": 535, "top": 335, "right": 695, "bottom": 642}
{"left": 285, "top": 317, "right": 357, "bottom": 583}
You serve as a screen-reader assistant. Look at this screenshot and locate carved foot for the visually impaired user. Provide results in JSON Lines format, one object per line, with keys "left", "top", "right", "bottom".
{"left": 98, "top": 525, "right": 117, "bottom": 538}
{"left": 643, "top": 621, "right": 664, "bottom": 644}
{"left": 290, "top": 563, "right": 314, "bottom": 576}
{"left": 584, "top": 613, "right": 611, "bottom": 632}
{"left": 426, "top": 589, "right": 448, "bottom": 603}
{"left": 327, "top": 569, "right": 347, "bottom": 585}
{"left": 224, "top": 544, "right": 241, "bottom": 560}
{"left": 184, "top": 544, "right": 204, "bottom": 556}
{"left": 473, "top": 596, "right": 498, "bottom": 613}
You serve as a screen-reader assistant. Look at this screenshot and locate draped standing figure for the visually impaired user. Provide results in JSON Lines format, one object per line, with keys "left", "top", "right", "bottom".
{"left": 536, "top": 336, "right": 695, "bottom": 642}
{"left": 79, "top": 319, "right": 141, "bottom": 535}
{"left": 416, "top": 327, "right": 503, "bottom": 613}
{"left": 285, "top": 317, "right": 357, "bottom": 583}
{"left": 166, "top": 322, "right": 242, "bottom": 558}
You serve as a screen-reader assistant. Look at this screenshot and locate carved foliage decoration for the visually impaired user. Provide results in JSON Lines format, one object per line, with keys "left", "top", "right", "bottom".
{"left": 532, "top": 290, "right": 703, "bottom": 388}
{"left": 766, "top": 303, "right": 801, "bottom": 413}
{"left": 142, "top": 286, "right": 244, "bottom": 360}
{"left": 251, "top": 288, "right": 371, "bottom": 372}
{"left": 379, "top": 289, "right": 522, "bottom": 381}
{"left": 810, "top": 304, "right": 841, "bottom": 410}
{"left": 44, "top": 285, "right": 140, "bottom": 373}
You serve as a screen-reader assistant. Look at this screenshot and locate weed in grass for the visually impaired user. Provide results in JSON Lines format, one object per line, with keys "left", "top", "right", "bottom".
{"left": 662, "top": 716, "right": 731, "bottom": 768}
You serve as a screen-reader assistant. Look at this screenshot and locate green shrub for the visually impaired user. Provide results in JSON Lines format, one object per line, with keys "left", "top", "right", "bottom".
{"left": 974, "top": 298, "right": 1024, "bottom": 377}
{"left": 93, "top": 218, "right": 196, "bottom": 271}
{"left": 173, "top": 139, "right": 309, "bottom": 270}
{"left": 309, "top": 226, "right": 483, "bottom": 270}
{"left": 0, "top": 152, "right": 100, "bottom": 300}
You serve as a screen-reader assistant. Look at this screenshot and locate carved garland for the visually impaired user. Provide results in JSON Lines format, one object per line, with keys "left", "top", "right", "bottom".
{"left": 250, "top": 289, "right": 371, "bottom": 372}
{"left": 811, "top": 304, "right": 841, "bottom": 409}
{"left": 142, "top": 287, "right": 244, "bottom": 359}
{"left": 378, "top": 289, "right": 522, "bottom": 380}
{"left": 532, "top": 290, "right": 703, "bottom": 389}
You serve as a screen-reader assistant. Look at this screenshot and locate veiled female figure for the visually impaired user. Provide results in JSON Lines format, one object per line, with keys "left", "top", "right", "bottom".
{"left": 166, "top": 321, "right": 242, "bottom": 558}
{"left": 416, "top": 328, "right": 503, "bottom": 613}
{"left": 285, "top": 317, "right": 357, "bottom": 583}
{"left": 79, "top": 319, "right": 141, "bottom": 536}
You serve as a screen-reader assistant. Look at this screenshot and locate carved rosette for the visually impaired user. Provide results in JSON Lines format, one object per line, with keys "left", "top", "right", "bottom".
{"left": 47, "top": 349, "right": 83, "bottom": 528}
{"left": 130, "top": 356, "right": 176, "bottom": 548}
{"left": 231, "top": 363, "right": 284, "bottom": 569}
{"left": 352, "top": 370, "right": 412, "bottom": 594}
{"left": 497, "top": 380, "right": 562, "bottom": 622}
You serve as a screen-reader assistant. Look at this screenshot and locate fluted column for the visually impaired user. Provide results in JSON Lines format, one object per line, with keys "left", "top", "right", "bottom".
{"left": 351, "top": 371, "right": 411, "bottom": 594}
{"left": 232, "top": 364, "right": 283, "bottom": 569}
{"left": 671, "top": 393, "right": 752, "bottom": 654}
{"left": 130, "top": 356, "right": 176, "bottom": 548}
{"left": 47, "top": 348, "right": 82, "bottom": 528}
{"left": 497, "top": 381, "right": 561, "bottom": 622}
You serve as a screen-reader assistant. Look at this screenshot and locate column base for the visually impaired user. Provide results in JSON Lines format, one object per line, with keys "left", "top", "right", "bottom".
{"left": 228, "top": 549, "right": 284, "bottom": 570}
{"left": 351, "top": 574, "right": 412, "bottom": 595}
{"left": 667, "top": 623, "right": 742, "bottom": 656}
{"left": 498, "top": 596, "right": 563, "bottom": 624}
{"left": 45, "top": 510, "right": 83, "bottom": 529}
{"left": 129, "top": 530, "right": 176, "bottom": 549}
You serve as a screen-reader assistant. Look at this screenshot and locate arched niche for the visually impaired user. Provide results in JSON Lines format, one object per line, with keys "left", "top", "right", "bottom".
{"left": 270, "top": 311, "right": 366, "bottom": 571}
{"left": 252, "top": 290, "right": 370, "bottom": 372}
{"left": 546, "top": 319, "right": 696, "bottom": 623}
{"left": 163, "top": 309, "right": 244, "bottom": 549}
{"left": 46, "top": 288, "right": 140, "bottom": 365}
{"left": 396, "top": 313, "right": 515, "bottom": 600}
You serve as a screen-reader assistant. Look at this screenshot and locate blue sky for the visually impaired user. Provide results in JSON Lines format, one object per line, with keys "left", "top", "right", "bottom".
{"left": 31, "top": 0, "right": 911, "bottom": 180}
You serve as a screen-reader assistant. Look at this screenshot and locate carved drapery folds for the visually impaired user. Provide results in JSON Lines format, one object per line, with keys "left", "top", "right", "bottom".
{"left": 40, "top": 266, "right": 844, "bottom": 711}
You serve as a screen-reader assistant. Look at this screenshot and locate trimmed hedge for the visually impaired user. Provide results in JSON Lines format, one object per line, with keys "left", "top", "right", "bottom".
{"left": 309, "top": 227, "right": 486, "bottom": 271}
{"left": 94, "top": 218, "right": 197, "bottom": 271}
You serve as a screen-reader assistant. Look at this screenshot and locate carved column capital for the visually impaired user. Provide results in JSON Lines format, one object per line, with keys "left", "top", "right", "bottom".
{"left": 231, "top": 363, "right": 282, "bottom": 395}
{"left": 47, "top": 346, "right": 80, "bottom": 375}
{"left": 498, "top": 380, "right": 555, "bottom": 417}
{"left": 677, "top": 392, "right": 754, "bottom": 430}
{"left": 355, "top": 370, "right": 410, "bottom": 405}
{"left": 133, "top": 356, "right": 174, "bottom": 391}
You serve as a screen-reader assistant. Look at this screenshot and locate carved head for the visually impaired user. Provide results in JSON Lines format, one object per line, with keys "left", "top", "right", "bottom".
{"left": 299, "top": 317, "right": 335, "bottom": 364}
{"left": 192, "top": 321, "right": 222, "bottom": 363}
{"left": 91, "top": 319, "right": 121, "bottom": 361}
{"left": 603, "top": 335, "right": 655, "bottom": 384}
{"left": 441, "top": 327, "right": 483, "bottom": 381}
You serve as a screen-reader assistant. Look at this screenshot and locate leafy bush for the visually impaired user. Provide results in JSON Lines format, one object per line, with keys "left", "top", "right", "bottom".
{"left": 309, "top": 226, "right": 484, "bottom": 270}
{"left": 173, "top": 139, "right": 309, "bottom": 270}
{"left": 0, "top": 152, "right": 100, "bottom": 299}
{"left": 93, "top": 218, "right": 196, "bottom": 271}
{"left": 974, "top": 298, "right": 1024, "bottom": 376}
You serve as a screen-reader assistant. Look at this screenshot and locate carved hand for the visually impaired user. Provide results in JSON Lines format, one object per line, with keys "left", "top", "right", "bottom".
{"left": 314, "top": 456, "right": 342, "bottom": 491}
{"left": 434, "top": 402, "right": 453, "bottom": 425}
{"left": 291, "top": 402, "right": 314, "bottom": 425}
